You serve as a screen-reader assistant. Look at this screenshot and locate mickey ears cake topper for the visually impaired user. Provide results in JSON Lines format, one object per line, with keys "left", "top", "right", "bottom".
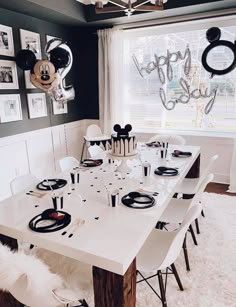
{"left": 114, "top": 124, "right": 132, "bottom": 137}
{"left": 202, "top": 27, "right": 236, "bottom": 77}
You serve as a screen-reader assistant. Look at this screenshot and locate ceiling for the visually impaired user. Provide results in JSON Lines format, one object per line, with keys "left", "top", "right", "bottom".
{"left": 0, "top": 0, "right": 235, "bottom": 26}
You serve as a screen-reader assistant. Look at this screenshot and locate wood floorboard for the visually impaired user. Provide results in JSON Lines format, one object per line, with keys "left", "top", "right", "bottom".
{"left": 205, "top": 182, "right": 236, "bottom": 196}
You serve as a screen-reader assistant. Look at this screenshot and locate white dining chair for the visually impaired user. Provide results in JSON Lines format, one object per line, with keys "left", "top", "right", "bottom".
{"left": 158, "top": 173, "right": 214, "bottom": 271}
{"left": 148, "top": 134, "right": 186, "bottom": 145}
{"left": 59, "top": 156, "right": 80, "bottom": 172}
{"left": 175, "top": 154, "right": 218, "bottom": 196}
{"left": 10, "top": 174, "right": 39, "bottom": 195}
{"left": 0, "top": 243, "right": 90, "bottom": 307}
{"left": 137, "top": 203, "right": 202, "bottom": 307}
{"left": 175, "top": 154, "right": 218, "bottom": 226}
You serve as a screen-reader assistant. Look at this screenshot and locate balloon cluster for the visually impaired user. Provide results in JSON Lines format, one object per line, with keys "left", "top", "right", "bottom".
{"left": 16, "top": 39, "right": 75, "bottom": 103}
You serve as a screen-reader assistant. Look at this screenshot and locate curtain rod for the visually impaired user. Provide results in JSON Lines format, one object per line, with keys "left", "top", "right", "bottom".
{"left": 118, "top": 8, "right": 236, "bottom": 31}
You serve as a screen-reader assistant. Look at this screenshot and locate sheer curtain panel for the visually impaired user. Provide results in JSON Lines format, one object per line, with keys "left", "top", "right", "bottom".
{"left": 97, "top": 28, "right": 124, "bottom": 134}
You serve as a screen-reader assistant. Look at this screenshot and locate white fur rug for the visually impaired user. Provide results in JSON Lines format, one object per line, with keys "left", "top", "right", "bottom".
{"left": 36, "top": 192, "right": 236, "bottom": 307}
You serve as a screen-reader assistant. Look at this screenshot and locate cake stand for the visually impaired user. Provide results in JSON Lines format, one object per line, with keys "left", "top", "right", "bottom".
{"left": 109, "top": 152, "right": 139, "bottom": 173}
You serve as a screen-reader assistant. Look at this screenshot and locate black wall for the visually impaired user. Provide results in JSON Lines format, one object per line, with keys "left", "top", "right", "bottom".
{"left": 0, "top": 7, "right": 99, "bottom": 138}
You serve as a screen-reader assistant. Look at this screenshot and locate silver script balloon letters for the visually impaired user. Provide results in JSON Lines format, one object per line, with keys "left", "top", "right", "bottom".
{"left": 133, "top": 46, "right": 217, "bottom": 114}
{"left": 160, "top": 78, "right": 218, "bottom": 114}
{"left": 132, "top": 46, "right": 191, "bottom": 84}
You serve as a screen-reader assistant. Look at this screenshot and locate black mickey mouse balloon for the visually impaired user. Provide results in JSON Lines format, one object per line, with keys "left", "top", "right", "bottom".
{"left": 202, "top": 27, "right": 236, "bottom": 77}
{"left": 16, "top": 38, "right": 75, "bottom": 103}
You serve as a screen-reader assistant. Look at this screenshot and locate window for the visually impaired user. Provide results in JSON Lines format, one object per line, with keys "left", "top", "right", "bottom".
{"left": 118, "top": 17, "right": 236, "bottom": 134}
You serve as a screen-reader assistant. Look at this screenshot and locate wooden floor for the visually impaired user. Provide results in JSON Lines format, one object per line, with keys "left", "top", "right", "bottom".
{"left": 205, "top": 182, "right": 236, "bottom": 196}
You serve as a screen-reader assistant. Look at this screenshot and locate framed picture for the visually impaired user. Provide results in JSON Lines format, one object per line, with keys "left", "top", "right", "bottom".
{"left": 24, "top": 71, "right": 36, "bottom": 89}
{"left": 52, "top": 100, "right": 68, "bottom": 115}
{"left": 27, "top": 93, "right": 47, "bottom": 119}
{"left": 0, "top": 94, "right": 22, "bottom": 123}
{"left": 0, "top": 24, "right": 14, "bottom": 57}
{"left": 20, "top": 29, "right": 41, "bottom": 59}
{"left": 0, "top": 60, "right": 19, "bottom": 89}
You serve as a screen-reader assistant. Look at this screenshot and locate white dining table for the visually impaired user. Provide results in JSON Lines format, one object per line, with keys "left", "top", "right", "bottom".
{"left": 0, "top": 144, "right": 200, "bottom": 307}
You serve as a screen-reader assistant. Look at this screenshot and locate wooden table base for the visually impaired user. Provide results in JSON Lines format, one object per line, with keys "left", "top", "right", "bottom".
{"left": 93, "top": 259, "right": 136, "bottom": 307}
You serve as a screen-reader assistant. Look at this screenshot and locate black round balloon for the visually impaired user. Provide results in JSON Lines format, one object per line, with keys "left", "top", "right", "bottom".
{"left": 15, "top": 49, "right": 36, "bottom": 70}
{"left": 206, "top": 27, "right": 221, "bottom": 43}
{"left": 50, "top": 47, "right": 70, "bottom": 70}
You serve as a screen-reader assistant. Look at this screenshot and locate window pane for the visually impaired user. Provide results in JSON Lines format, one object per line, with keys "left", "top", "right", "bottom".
{"left": 122, "top": 24, "right": 236, "bottom": 133}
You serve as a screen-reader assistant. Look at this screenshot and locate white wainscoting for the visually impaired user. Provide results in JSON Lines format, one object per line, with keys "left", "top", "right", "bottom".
{"left": 136, "top": 132, "right": 235, "bottom": 184}
{"left": 0, "top": 119, "right": 99, "bottom": 201}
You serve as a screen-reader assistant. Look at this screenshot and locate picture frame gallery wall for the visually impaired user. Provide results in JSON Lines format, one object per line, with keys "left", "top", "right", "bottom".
{"left": 0, "top": 7, "right": 99, "bottom": 138}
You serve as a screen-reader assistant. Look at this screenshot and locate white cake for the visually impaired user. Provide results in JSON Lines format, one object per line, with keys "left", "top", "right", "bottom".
{"left": 111, "top": 134, "right": 137, "bottom": 157}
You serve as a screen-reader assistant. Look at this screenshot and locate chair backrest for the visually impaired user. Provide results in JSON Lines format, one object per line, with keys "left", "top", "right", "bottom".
{"left": 201, "top": 154, "right": 218, "bottom": 178}
{"left": 0, "top": 243, "right": 63, "bottom": 307}
{"left": 10, "top": 174, "right": 39, "bottom": 195}
{"left": 59, "top": 156, "right": 80, "bottom": 172}
{"left": 86, "top": 124, "right": 103, "bottom": 138}
{"left": 148, "top": 134, "right": 186, "bottom": 145}
{"left": 88, "top": 145, "right": 105, "bottom": 159}
{"left": 160, "top": 173, "right": 214, "bottom": 269}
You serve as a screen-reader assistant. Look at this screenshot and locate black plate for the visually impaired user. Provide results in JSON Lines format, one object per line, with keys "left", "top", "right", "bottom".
{"left": 81, "top": 159, "right": 103, "bottom": 167}
{"left": 145, "top": 141, "right": 160, "bottom": 148}
{"left": 37, "top": 179, "right": 67, "bottom": 191}
{"left": 172, "top": 150, "right": 192, "bottom": 158}
{"left": 154, "top": 167, "right": 179, "bottom": 176}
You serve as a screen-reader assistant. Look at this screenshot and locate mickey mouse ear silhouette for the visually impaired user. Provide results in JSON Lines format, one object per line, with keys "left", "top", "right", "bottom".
{"left": 206, "top": 27, "right": 221, "bottom": 43}
{"left": 113, "top": 124, "right": 121, "bottom": 132}
{"left": 125, "top": 124, "right": 132, "bottom": 132}
{"left": 15, "top": 49, "right": 37, "bottom": 71}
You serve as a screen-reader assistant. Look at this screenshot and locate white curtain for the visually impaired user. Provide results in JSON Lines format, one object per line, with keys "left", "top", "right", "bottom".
{"left": 97, "top": 28, "right": 124, "bottom": 134}
{"left": 227, "top": 139, "right": 236, "bottom": 193}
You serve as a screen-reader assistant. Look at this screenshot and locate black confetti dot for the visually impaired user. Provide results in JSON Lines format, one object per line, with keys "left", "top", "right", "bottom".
{"left": 35, "top": 205, "right": 39, "bottom": 208}
{"left": 115, "top": 174, "right": 118, "bottom": 176}
{"left": 94, "top": 217, "right": 99, "bottom": 220}
{"left": 67, "top": 192, "right": 71, "bottom": 195}
{"left": 90, "top": 184, "right": 94, "bottom": 187}
{"left": 103, "top": 170, "right": 106, "bottom": 172}
{"left": 119, "top": 187, "right": 123, "bottom": 190}
{"left": 94, "top": 177, "right": 98, "bottom": 179}
{"left": 97, "top": 191, "right": 101, "bottom": 193}
{"left": 90, "top": 171, "right": 93, "bottom": 174}
{"left": 122, "top": 178, "right": 125, "bottom": 180}
{"left": 109, "top": 183, "right": 112, "bottom": 185}
{"left": 72, "top": 188, "right": 75, "bottom": 190}
{"left": 83, "top": 199, "right": 87, "bottom": 202}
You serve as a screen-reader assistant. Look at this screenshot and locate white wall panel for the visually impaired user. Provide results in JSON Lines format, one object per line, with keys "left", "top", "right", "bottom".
{"left": 0, "top": 141, "right": 29, "bottom": 200}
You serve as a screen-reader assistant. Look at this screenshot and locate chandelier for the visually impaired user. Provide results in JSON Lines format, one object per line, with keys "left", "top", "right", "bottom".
{"left": 76, "top": 0, "right": 168, "bottom": 17}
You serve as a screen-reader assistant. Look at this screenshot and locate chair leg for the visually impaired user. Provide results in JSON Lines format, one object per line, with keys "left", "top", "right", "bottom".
{"left": 189, "top": 224, "right": 198, "bottom": 246}
{"left": 195, "top": 218, "right": 200, "bottom": 234}
{"left": 157, "top": 270, "right": 167, "bottom": 307}
{"left": 80, "top": 140, "right": 86, "bottom": 162}
{"left": 182, "top": 235, "right": 190, "bottom": 271}
{"left": 201, "top": 209, "right": 205, "bottom": 217}
{"left": 171, "top": 263, "right": 184, "bottom": 291}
